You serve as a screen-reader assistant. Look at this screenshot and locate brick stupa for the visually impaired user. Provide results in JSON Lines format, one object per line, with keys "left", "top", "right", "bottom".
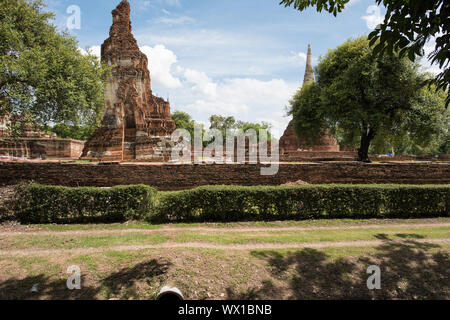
{"left": 81, "top": 0, "right": 176, "bottom": 161}
{"left": 279, "top": 45, "right": 339, "bottom": 154}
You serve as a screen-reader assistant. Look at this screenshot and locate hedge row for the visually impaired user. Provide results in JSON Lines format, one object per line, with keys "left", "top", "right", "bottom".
{"left": 12, "top": 184, "right": 449, "bottom": 224}
{"left": 14, "top": 184, "right": 156, "bottom": 224}
{"left": 153, "top": 185, "right": 449, "bottom": 223}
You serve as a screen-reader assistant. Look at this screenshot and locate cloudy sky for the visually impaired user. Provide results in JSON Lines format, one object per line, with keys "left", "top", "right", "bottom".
{"left": 45, "top": 0, "right": 439, "bottom": 138}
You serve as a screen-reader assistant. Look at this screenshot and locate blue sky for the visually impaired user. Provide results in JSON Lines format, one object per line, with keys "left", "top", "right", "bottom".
{"left": 44, "top": 0, "right": 438, "bottom": 138}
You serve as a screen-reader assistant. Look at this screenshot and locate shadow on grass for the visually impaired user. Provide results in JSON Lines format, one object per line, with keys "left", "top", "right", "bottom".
{"left": 228, "top": 234, "right": 449, "bottom": 300}
{"left": 0, "top": 259, "right": 171, "bottom": 300}
{"left": 101, "top": 259, "right": 171, "bottom": 299}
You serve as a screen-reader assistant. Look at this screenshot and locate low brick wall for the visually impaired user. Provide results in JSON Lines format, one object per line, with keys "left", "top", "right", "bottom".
{"left": 0, "top": 138, "right": 85, "bottom": 159}
{"left": 0, "top": 162, "right": 449, "bottom": 191}
{"left": 280, "top": 151, "right": 357, "bottom": 162}
{"left": 280, "top": 151, "right": 450, "bottom": 162}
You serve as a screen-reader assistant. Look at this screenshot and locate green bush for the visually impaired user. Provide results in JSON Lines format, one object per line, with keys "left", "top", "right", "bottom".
{"left": 12, "top": 184, "right": 449, "bottom": 224}
{"left": 152, "top": 185, "right": 449, "bottom": 223}
{"left": 15, "top": 184, "right": 157, "bottom": 224}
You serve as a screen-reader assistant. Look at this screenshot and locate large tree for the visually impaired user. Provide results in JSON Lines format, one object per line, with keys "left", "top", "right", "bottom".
{"left": 0, "top": 0, "right": 108, "bottom": 134}
{"left": 290, "top": 37, "right": 447, "bottom": 162}
{"left": 280, "top": 0, "right": 450, "bottom": 106}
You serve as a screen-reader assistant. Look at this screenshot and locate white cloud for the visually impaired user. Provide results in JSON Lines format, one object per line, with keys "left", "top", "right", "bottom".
{"left": 79, "top": 45, "right": 101, "bottom": 58}
{"left": 151, "top": 15, "right": 195, "bottom": 25}
{"left": 362, "top": 5, "right": 384, "bottom": 30}
{"left": 140, "top": 45, "right": 182, "bottom": 89}
{"left": 287, "top": 51, "right": 317, "bottom": 69}
{"left": 180, "top": 76, "right": 298, "bottom": 136}
{"left": 183, "top": 69, "right": 217, "bottom": 98}
{"left": 161, "top": 0, "right": 181, "bottom": 7}
{"left": 422, "top": 35, "right": 445, "bottom": 75}
{"left": 134, "top": 26, "right": 297, "bottom": 78}
{"left": 136, "top": 0, "right": 180, "bottom": 10}
{"left": 346, "top": 0, "right": 360, "bottom": 7}
{"left": 219, "top": 78, "right": 295, "bottom": 108}
{"left": 297, "top": 52, "right": 307, "bottom": 64}
{"left": 136, "top": 29, "right": 257, "bottom": 51}
{"left": 185, "top": 100, "right": 249, "bottom": 116}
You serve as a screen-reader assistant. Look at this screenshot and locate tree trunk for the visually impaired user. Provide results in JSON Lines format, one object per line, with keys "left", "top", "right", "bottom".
{"left": 357, "top": 128, "right": 375, "bottom": 163}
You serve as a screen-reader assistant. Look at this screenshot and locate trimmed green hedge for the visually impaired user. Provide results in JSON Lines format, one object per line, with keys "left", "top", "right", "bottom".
{"left": 14, "top": 184, "right": 157, "bottom": 224}
{"left": 152, "top": 185, "right": 449, "bottom": 223}
{"left": 13, "top": 184, "right": 449, "bottom": 224}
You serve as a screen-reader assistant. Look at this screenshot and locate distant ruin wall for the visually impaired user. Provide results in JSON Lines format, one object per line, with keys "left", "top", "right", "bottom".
{"left": 280, "top": 151, "right": 357, "bottom": 161}
{"left": 0, "top": 139, "right": 85, "bottom": 159}
{"left": 0, "top": 162, "right": 448, "bottom": 191}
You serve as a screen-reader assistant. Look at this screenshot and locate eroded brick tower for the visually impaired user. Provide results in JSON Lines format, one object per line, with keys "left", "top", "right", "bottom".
{"left": 81, "top": 0, "right": 176, "bottom": 161}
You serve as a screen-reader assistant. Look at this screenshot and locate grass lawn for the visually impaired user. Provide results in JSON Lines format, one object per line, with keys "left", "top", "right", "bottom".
{"left": 0, "top": 218, "right": 448, "bottom": 300}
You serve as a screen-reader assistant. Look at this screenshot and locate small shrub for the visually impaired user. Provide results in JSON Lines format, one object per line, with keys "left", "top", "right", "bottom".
{"left": 0, "top": 186, "right": 17, "bottom": 222}
{"left": 14, "top": 184, "right": 157, "bottom": 224}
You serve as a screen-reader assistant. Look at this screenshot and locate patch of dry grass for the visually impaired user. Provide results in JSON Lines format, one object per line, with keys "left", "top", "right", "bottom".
{"left": 0, "top": 219, "right": 448, "bottom": 300}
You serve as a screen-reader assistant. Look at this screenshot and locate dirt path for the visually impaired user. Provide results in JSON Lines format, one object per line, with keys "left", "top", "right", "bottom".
{"left": 1, "top": 222, "right": 449, "bottom": 237}
{"left": 0, "top": 238, "right": 449, "bottom": 257}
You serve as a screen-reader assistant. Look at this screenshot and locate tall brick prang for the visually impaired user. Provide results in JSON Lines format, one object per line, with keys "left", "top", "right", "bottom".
{"left": 81, "top": 0, "right": 176, "bottom": 161}
{"left": 303, "top": 44, "right": 314, "bottom": 84}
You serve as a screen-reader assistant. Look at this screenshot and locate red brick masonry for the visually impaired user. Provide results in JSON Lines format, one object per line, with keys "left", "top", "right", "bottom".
{"left": 0, "top": 139, "right": 85, "bottom": 159}
{"left": 0, "top": 162, "right": 449, "bottom": 191}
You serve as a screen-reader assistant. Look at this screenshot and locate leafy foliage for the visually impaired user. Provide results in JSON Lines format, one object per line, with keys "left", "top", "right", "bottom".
{"left": 14, "top": 184, "right": 157, "bottom": 224}
{"left": 280, "top": 0, "right": 349, "bottom": 16}
{"left": 47, "top": 123, "right": 98, "bottom": 141}
{"left": 290, "top": 37, "right": 447, "bottom": 161}
{"left": 368, "top": 1, "right": 449, "bottom": 105}
{"left": 0, "top": 0, "right": 109, "bottom": 135}
{"left": 172, "top": 111, "right": 205, "bottom": 143}
{"left": 280, "top": 0, "right": 450, "bottom": 106}
{"left": 154, "top": 185, "right": 449, "bottom": 223}
{"left": 12, "top": 184, "right": 449, "bottom": 224}
{"left": 370, "top": 86, "right": 449, "bottom": 155}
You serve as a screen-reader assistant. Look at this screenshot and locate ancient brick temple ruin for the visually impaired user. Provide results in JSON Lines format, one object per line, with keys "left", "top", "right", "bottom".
{"left": 81, "top": 0, "right": 176, "bottom": 161}
{"left": 0, "top": 113, "right": 85, "bottom": 160}
{"left": 279, "top": 45, "right": 340, "bottom": 155}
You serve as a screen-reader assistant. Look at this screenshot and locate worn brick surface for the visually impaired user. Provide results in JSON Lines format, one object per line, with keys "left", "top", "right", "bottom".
{"left": 0, "top": 162, "right": 448, "bottom": 191}
{"left": 0, "top": 139, "right": 85, "bottom": 159}
{"left": 81, "top": 0, "right": 176, "bottom": 161}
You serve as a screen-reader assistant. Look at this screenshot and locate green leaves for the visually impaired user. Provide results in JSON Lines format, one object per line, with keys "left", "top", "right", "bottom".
{"left": 48, "top": 123, "right": 95, "bottom": 141}
{"left": 155, "top": 185, "right": 449, "bottom": 223}
{"left": 0, "top": 0, "right": 108, "bottom": 133}
{"left": 12, "top": 184, "right": 450, "bottom": 224}
{"left": 15, "top": 184, "right": 157, "bottom": 224}
{"left": 289, "top": 37, "right": 446, "bottom": 161}
{"left": 279, "top": 0, "right": 350, "bottom": 14}
{"left": 281, "top": 0, "right": 450, "bottom": 106}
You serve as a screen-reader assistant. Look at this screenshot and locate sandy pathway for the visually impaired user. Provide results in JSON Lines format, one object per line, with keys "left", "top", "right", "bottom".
{"left": 1, "top": 222, "right": 449, "bottom": 237}
{"left": 0, "top": 237, "right": 449, "bottom": 257}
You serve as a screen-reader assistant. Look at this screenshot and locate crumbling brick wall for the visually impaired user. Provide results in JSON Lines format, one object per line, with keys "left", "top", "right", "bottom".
{"left": 0, "top": 162, "right": 448, "bottom": 191}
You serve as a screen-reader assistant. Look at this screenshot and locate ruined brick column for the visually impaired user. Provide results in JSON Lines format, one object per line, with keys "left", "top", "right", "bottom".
{"left": 81, "top": 0, "right": 176, "bottom": 161}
